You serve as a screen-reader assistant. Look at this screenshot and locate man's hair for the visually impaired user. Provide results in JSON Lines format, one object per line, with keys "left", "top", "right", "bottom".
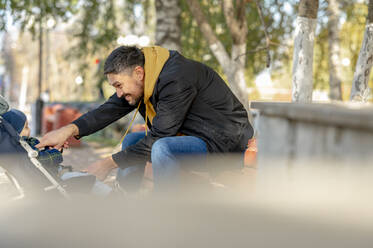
{"left": 104, "top": 46, "right": 145, "bottom": 75}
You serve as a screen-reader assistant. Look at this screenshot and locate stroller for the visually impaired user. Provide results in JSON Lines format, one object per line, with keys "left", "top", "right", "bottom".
{"left": 0, "top": 95, "right": 96, "bottom": 200}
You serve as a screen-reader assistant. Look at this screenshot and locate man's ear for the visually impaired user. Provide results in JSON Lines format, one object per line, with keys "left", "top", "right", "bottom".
{"left": 134, "top": 66, "right": 145, "bottom": 80}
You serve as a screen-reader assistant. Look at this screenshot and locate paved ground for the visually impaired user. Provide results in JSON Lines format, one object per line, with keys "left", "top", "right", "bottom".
{"left": 62, "top": 141, "right": 115, "bottom": 170}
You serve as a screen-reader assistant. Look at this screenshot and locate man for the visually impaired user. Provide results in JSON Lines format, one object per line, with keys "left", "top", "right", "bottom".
{"left": 36, "top": 46, "right": 253, "bottom": 191}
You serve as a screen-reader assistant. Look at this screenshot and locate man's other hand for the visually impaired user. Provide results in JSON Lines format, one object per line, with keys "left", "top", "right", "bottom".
{"left": 82, "top": 157, "right": 118, "bottom": 181}
{"left": 35, "top": 124, "right": 79, "bottom": 150}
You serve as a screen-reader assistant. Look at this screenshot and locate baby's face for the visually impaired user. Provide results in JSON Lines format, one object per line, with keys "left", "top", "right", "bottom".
{"left": 20, "top": 120, "right": 30, "bottom": 137}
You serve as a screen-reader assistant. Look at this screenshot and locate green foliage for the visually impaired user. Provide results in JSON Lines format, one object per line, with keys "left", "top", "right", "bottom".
{"left": 180, "top": 0, "right": 298, "bottom": 87}
{"left": 0, "top": 0, "right": 77, "bottom": 38}
{"left": 313, "top": 27, "right": 329, "bottom": 90}
{"left": 312, "top": 1, "right": 373, "bottom": 99}
{"left": 4, "top": 0, "right": 372, "bottom": 101}
{"left": 179, "top": 0, "right": 222, "bottom": 71}
{"left": 341, "top": 2, "right": 368, "bottom": 72}
{"left": 64, "top": 0, "right": 124, "bottom": 97}
{"left": 340, "top": 1, "right": 373, "bottom": 100}
{"left": 67, "top": 0, "right": 118, "bottom": 65}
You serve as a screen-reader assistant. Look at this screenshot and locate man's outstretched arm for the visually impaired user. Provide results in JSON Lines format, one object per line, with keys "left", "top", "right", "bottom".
{"left": 72, "top": 93, "right": 136, "bottom": 138}
{"left": 35, "top": 124, "right": 79, "bottom": 150}
{"left": 36, "top": 93, "right": 135, "bottom": 149}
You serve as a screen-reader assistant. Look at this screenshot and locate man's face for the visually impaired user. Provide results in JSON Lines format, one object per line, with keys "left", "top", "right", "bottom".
{"left": 107, "top": 66, "right": 145, "bottom": 106}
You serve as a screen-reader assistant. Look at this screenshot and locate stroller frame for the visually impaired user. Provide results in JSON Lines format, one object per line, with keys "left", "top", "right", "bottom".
{"left": 18, "top": 138, "right": 70, "bottom": 199}
{"left": 0, "top": 96, "right": 70, "bottom": 200}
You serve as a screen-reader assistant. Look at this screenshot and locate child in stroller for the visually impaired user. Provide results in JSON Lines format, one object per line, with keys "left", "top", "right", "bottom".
{"left": 2, "top": 109, "right": 70, "bottom": 177}
{"left": 0, "top": 101, "right": 112, "bottom": 199}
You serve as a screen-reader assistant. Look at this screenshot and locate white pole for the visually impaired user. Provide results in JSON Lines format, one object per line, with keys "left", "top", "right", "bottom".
{"left": 19, "top": 66, "right": 29, "bottom": 111}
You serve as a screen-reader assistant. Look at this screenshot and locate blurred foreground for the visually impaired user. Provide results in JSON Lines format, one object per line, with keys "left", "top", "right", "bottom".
{"left": 1, "top": 153, "right": 373, "bottom": 248}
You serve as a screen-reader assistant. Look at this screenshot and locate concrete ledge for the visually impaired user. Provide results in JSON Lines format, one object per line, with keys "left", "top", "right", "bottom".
{"left": 251, "top": 101, "right": 373, "bottom": 166}
{"left": 251, "top": 101, "right": 373, "bottom": 131}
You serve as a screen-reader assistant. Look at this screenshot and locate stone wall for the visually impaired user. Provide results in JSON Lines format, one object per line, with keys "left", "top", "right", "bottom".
{"left": 251, "top": 101, "right": 373, "bottom": 168}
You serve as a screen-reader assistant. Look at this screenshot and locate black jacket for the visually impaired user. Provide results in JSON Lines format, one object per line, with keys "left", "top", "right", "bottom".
{"left": 73, "top": 51, "right": 253, "bottom": 169}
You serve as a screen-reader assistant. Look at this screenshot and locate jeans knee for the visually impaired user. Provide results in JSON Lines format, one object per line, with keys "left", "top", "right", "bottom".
{"left": 151, "top": 138, "right": 172, "bottom": 164}
{"left": 121, "top": 132, "right": 145, "bottom": 150}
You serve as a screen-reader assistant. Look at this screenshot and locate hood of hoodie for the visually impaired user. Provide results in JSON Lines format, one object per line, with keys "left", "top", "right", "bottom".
{"left": 142, "top": 46, "right": 170, "bottom": 125}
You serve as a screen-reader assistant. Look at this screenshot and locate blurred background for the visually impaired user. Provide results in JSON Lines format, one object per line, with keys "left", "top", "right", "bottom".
{"left": 0, "top": 0, "right": 371, "bottom": 107}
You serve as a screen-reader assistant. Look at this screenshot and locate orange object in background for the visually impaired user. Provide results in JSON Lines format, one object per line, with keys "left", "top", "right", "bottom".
{"left": 53, "top": 107, "right": 82, "bottom": 146}
{"left": 42, "top": 105, "right": 82, "bottom": 147}
{"left": 244, "top": 138, "right": 257, "bottom": 168}
{"left": 42, "top": 104, "right": 64, "bottom": 135}
{"left": 131, "top": 123, "right": 147, "bottom": 133}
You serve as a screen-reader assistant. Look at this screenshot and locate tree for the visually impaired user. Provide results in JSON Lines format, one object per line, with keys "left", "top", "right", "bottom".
{"left": 327, "top": 0, "right": 342, "bottom": 100}
{"left": 0, "top": 1, "right": 77, "bottom": 96}
{"left": 292, "top": 0, "right": 319, "bottom": 103}
{"left": 185, "top": 0, "right": 249, "bottom": 108}
{"left": 1, "top": 0, "right": 77, "bottom": 134}
{"left": 155, "top": 0, "right": 182, "bottom": 51}
{"left": 350, "top": 0, "right": 373, "bottom": 101}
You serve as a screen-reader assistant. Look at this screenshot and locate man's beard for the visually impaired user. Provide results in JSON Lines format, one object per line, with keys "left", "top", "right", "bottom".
{"left": 128, "top": 96, "right": 143, "bottom": 106}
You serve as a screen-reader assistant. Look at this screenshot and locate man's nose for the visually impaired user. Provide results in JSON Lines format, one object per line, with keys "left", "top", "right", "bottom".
{"left": 116, "top": 88, "right": 123, "bottom": 98}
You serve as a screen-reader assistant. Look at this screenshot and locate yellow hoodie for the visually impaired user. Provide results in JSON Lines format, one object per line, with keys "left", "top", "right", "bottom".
{"left": 142, "top": 46, "right": 170, "bottom": 127}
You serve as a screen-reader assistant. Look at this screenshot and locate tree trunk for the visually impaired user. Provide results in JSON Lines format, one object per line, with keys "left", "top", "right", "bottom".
{"left": 155, "top": 0, "right": 182, "bottom": 52}
{"left": 230, "top": 43, "right": 249, "bottom": 108}
{"left": 292, "top": 0, "right": 319, "bottom": 103}
{"left": 350, "top": 0, "right": 373, "bottom": 101}
{"left": 186, "top": 0, "right": 250, "bottom": 109}
{"left": 185, "top": 0, "right": 231, "bottom": 67}
{"left": 144, "top": 0, "right": 156, "bottom": 43}
{"left": 223, "top": 0, "right": 249, "bottom": 108}
{"left": 327, "top": 0, "right": 342, "bottom": 100}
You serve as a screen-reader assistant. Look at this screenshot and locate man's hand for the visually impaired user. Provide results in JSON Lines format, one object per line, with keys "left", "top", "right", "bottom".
{"left": 35, "top": 124, "right": 79, "bottom": 150}
{"left": 82, "top": 157, "right": 118, "bottom": 181}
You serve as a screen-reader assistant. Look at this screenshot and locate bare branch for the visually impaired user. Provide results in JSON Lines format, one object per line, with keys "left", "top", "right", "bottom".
{"left": 234, "top": 42, "right": 291, "bottom": 61}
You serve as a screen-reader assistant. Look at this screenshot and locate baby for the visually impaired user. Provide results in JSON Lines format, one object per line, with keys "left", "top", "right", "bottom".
{"left": 2, "top": 108, "right": 113, "bottom": 195}
{"left": 1, "top": 108, "right": 112, "bottom": 195}
{"left": 1, "top": 109, "right": 64, "bottom": 175}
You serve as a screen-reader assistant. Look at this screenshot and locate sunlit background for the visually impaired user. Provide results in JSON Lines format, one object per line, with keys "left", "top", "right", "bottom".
{"left": 0, "top": 0, "right": 372, "bottom": 108}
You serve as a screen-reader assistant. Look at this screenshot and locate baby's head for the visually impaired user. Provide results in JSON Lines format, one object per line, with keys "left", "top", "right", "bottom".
{"left": 1, "top": 109, "right": 30, "bottom": 137}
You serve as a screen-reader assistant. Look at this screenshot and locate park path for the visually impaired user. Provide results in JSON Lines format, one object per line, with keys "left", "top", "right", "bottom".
{"left": 62, "top": 141, "right": 115, "bottom": 170}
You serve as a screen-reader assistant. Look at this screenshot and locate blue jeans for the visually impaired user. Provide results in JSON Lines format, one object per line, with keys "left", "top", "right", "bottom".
{"left": 117, "top": 132, "right": 207, "bottom": 191}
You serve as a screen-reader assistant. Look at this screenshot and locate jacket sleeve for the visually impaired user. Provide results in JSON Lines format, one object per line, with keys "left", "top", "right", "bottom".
{"left": 112, "top": 80, "right": 198, "bottom": 169}
{"left": 72, "top": 93, "right": 136, "bottom": 138}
